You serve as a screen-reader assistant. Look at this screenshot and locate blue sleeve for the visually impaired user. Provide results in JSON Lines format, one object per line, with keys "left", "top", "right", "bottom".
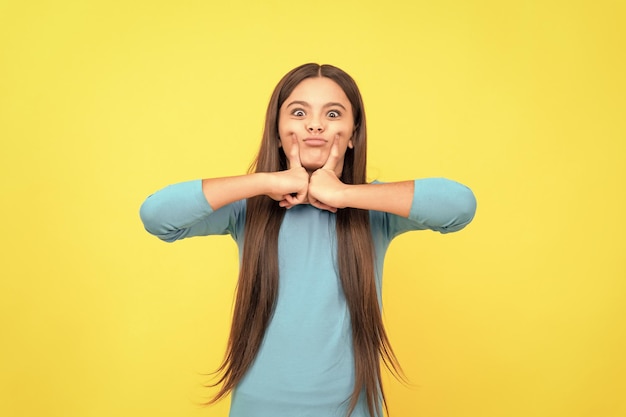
{"left": 139, "top": 179, "right": 245, "bottom": 242}
{"left": 379, "top": 178, "right": 477, "bottom": 240}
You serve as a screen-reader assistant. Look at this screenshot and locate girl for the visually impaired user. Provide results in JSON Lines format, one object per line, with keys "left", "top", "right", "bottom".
{"left": 140, "top": 63, "right": 476, "bottom": 417}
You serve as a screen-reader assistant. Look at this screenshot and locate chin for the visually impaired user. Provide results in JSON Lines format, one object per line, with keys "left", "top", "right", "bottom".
{"left": 302, "top": 165, "right": 323, "bottom": 173}
{"left": 300, "top": 159, "right": 325, "bottom": 171}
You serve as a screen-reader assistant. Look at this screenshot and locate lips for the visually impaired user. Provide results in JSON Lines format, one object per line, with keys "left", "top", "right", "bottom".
{"left": 302, "top": 137, "right": 327, "bottom": 147}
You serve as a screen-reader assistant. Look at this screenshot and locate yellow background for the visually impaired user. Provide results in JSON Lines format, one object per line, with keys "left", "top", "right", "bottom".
{"left": 1, "top": 1, "right": 624, "bottom": 416}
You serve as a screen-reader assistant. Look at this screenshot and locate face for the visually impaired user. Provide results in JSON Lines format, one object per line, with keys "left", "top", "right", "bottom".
{"left": 278, "top": 77, "right": 354, "bottom": 175}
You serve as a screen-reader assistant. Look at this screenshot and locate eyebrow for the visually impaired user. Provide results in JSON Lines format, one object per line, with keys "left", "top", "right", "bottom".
{"left": 286, "top": 100, "right": 347, "bottom": 111}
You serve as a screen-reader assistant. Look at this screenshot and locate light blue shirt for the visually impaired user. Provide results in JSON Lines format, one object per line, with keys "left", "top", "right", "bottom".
{"left": 140, "top": 178, "right": 476, "bottom": 417}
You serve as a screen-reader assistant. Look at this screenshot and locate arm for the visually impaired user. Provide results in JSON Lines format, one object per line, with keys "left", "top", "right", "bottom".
{"left": 310, "top": 176, "right": 414, "bottom": 217}
{"left": 139, "top": 179, "right": 229, "bottom": 242}
{"left": 308, "top": 142, "right": 476, "bottom": 232}
{"left": 310, "top": 175, "right": 476, "bottom": 232}
{"left": 201, "top": 173, "right": 274, "bottom": 211}
{"left": 201, "top": 169, "right": 308, "bottom": 211}
{"left": 306, "top": 141, "right": 413, "bottom": 216}
{"left": 140, "top": 169, "right": 308, "bottom": 242}
{"left": 203, "top": 136, "right": 310, "bottom": 211}
{"left": 140, "top": 141, "right": 310, "bottom": 241}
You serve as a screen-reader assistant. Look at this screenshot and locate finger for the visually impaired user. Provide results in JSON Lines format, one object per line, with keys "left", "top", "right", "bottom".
{"left": 286, "top": 134, "right": 302, "bottom": 169}
{"left": 322, "top": 135, "right": 341, "bottom": 172}
{"left": 283, "top": 192, "right": 307, "bottom": 206}
{"left": 280, "top": 193, "right": 300, "bottom": 208}
{"left": 284, "top": 194, "right": 299, "bottom": 205}
{"left": 279, "top": 199, "right": 293, "bottom": 209}
{"left": 309, "top": 197, "right": 337, "bottom": 213}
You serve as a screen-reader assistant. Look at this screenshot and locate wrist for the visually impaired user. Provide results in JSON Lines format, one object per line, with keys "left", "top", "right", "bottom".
{"left": 256, "top": 172, "right": 275, "bottom": 196}
{"left": 336, "top": 183, "right": 352, "bottom": 209}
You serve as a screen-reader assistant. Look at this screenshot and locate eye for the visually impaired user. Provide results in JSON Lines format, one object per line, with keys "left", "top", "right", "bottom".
{"left": 327, "top": 110, "right": 341, "bottom": 118}
{"left": 291, "top": 109, "right": 306, "bottom": 117}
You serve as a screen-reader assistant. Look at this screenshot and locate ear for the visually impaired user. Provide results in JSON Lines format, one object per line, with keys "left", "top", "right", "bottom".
{"left": 348, "top": 129, "right": 356, "bottom": 149}
{"left": 349, "top": 123, "right": 358, "bottom": 149}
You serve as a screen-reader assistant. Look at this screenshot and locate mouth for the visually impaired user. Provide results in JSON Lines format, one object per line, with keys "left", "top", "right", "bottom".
{"left": 302, "top": 137, "right": 327, "bottom": 147}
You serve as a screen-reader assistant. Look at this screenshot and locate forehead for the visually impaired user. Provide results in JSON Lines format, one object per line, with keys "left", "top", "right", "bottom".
{"left": 285, "top": 77, "right": 351, "bottom": 106}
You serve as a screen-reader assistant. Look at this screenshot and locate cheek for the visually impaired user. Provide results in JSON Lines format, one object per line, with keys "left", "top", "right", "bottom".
{"left": 278, "top": 119, "right": 298, "bottom": 136}
{"left": 334, "top": 122, "right": 355, "bottom": 141}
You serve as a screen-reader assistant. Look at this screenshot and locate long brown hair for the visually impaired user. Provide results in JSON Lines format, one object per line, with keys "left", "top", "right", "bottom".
{"left": 208, "top": 63, "right": 403, "bottom": 417}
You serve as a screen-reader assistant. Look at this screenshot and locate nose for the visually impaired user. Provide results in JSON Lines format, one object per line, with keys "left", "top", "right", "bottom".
{"left": 307, "top": 120, "right": 324, "bottom": 134}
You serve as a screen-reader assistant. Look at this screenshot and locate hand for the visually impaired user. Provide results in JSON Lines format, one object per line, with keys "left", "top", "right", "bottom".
{"left": 268, "top": 135, "right": 309, "bottom": 209}
{"left": 308, "top": 137, "right": 347, "bottom": 213}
